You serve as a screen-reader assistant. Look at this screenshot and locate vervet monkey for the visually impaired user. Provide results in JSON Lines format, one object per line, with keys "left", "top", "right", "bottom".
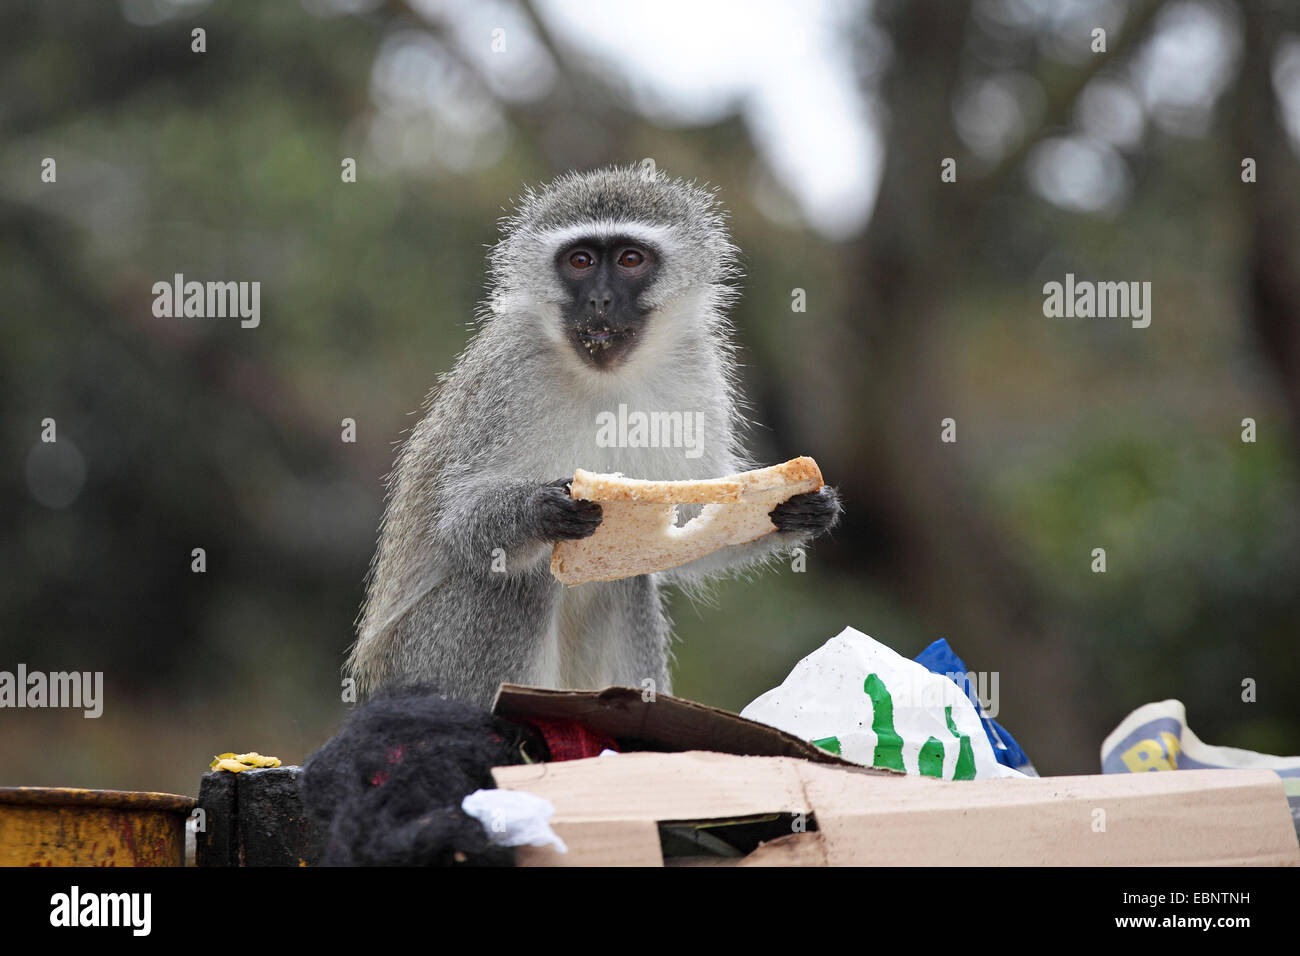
{"left": 347, "top": 165, "right": 841, "bottom": 706}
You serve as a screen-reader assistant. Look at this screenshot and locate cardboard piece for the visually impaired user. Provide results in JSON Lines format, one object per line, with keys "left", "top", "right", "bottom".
{"left": 493, "top": 683, "right": 860, "bottom": 768}
{"left": 490, "top": 684, "right": 1300, "bottom": 867}
{"left": 494, "top": 751, "right": 1300, "bottom": 867}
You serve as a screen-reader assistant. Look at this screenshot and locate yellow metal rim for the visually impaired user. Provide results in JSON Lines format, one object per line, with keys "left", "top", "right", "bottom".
{"left": 0, "top": 787, "right": 196, "bottom": 813}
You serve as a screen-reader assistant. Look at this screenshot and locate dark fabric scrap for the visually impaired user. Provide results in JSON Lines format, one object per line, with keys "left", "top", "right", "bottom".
{"left": 299, "top": 686, "right": 536, "bottom": 867}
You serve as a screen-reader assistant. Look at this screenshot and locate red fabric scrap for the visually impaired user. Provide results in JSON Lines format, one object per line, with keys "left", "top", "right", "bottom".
{"left": 526, "top": 718, "right": 619, "bottom": 761}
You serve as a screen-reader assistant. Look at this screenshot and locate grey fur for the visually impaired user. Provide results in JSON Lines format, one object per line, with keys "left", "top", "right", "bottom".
{"left": 346, "top": 164, "right": 838, "bottom": 707}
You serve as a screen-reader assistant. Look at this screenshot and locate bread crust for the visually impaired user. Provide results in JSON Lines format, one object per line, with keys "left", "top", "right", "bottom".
{"left": 551, "top": 457, "right": 823, "bottom": 585}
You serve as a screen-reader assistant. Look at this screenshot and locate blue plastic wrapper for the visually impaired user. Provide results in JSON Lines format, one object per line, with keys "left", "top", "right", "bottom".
{"left": 914, "top": 638, "right": 1036, "bottom": 776}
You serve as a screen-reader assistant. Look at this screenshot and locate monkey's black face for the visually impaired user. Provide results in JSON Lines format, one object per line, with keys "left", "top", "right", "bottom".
{"left": 556, "top": 237, "right": 659, "bottom": 370}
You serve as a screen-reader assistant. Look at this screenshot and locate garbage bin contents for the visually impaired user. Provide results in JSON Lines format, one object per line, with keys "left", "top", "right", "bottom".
{"left": 741, "top": 626, "right": 1029, "bottom": 780}
{"left": 914, "top": 638, "right": 1036, "bottom": 776}
{"left": 1102, "top": 698, "right": 1300, "bottom": 838}
{"left": 208, "top": 751, "right": 282, "bottom": 773}
{"left": 299, "top": 688, "right": 532, "bottom": 866}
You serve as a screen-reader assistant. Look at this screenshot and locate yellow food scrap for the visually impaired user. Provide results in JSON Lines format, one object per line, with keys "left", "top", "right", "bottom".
{"left": 237, "top": 752, "right": 281, "bottom": 768}
{"left": 209, "top": 751, "right": 283, "bottom": 772}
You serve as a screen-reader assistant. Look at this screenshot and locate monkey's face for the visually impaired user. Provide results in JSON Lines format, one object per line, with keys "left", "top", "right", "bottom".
{"left": 554, "top": 236, "right": 659, "bottom": 371}
{"left": 488, "top": 167, "right": 740, "bottom": 375}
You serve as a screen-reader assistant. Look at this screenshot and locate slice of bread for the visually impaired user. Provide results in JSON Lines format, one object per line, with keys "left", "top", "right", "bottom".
{"left": 550, "top": 456, "right": 823, "bottom": 586}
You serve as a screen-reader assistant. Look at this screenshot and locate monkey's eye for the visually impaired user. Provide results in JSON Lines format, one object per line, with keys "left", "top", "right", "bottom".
{"left": 568, "top": 250, "right": 595, "bottom": 270}
{"left": 616, "top": 247, "right": 653, "bottom": 276}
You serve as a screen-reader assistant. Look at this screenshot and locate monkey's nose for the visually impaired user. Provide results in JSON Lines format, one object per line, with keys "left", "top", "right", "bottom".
{"left": 587, "top": 293, "right": 612, "bottom": 314}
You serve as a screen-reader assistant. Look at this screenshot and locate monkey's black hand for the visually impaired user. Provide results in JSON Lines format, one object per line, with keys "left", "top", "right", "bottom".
{"left": 769, "top": 486, "right": 842, "bottom": 536}
{"left": 534, "top": 479, "right": 603, "bottom": 541}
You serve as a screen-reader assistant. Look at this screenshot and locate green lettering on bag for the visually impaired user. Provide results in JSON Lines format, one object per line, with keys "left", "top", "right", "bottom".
{"left": 918, "top": 736, "right": 945, "bottom": 777}
{"left": 864, "top": 673, "right": 905, "bottom": 771}
{"left": 946, "top": 706, "right": 976, "bottom": 780}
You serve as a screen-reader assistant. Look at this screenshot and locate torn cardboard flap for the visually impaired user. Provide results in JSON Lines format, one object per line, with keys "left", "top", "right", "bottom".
{"left": 493, "top": 752, "right": 1300, "bottom": 867}
{"left": 492, "top": 683, "right": 864, "bottom": 768}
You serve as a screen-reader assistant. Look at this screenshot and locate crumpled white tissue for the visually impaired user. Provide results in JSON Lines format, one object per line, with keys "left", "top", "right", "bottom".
{"left": 461, "top": 788, "right": 568, "bottom": 853}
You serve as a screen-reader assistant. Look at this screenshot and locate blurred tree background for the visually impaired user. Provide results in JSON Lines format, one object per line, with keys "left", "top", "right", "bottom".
{"left": 2, "top": 0, "right": 1298, "bottom": 793}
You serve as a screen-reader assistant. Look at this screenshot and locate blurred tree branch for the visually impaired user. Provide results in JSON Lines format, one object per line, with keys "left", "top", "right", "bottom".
{"left": 978, "top": 0, "right": 1166, "bottom": 197}
{"left": 804, "top": 0, "right": 1168, "bottom": 770}
{"left": 1235, "top": 2, "right": 1300, "bottom": 448}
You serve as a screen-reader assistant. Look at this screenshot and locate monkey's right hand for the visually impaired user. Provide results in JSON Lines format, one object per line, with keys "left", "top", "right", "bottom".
{"left": 533, "top": 479, "right": 603, "bottom": 541}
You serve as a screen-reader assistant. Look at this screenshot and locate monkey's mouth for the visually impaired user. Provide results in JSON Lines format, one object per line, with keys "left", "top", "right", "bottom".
{"left": 572, "top": 324, "right": 639, "bottom": 369}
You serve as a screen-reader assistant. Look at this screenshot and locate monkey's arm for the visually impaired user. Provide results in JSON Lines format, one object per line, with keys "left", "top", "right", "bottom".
{"left": 436, "top": 477, "right": 602, "bottom": 574}
{"left": 354, "top": 476, "right": 601, "bottom": 662}
{"left": 659, "top": 487, "right": 841, "bottom": 583}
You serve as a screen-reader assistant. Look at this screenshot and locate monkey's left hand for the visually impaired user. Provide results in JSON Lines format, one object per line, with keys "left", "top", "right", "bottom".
{"left": 769, "top": 486, "right": 842, "bottom": 536}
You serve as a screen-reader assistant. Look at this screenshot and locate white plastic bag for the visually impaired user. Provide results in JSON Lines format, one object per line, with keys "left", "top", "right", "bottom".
{"left": 741, "top": 627, "right": 1024, "bottom": 780}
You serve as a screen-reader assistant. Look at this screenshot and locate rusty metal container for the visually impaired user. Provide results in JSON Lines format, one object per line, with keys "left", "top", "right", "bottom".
{"left": 0, "top": 787, "right": 196, "bottom": 866}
